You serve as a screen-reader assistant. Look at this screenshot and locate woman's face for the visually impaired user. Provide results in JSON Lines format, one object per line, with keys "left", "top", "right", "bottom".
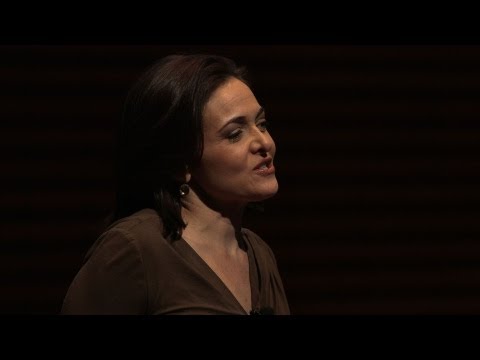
{"left": 191, "top": 77, "right": 278, "bottom": 207}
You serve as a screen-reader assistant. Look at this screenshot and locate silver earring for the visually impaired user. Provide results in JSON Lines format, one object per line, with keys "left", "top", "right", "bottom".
{"left": 179, "top": 183, "right": 190, "bottom": 197}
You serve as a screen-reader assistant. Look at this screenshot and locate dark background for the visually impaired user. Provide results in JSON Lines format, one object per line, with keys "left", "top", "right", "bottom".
{"left": 2, "top": 44, "right": 480, "bottom": 314}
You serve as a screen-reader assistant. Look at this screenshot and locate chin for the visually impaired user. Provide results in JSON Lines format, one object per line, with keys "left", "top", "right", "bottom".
{"left": 253, "top": 183, "right": 279, "bottom": 201}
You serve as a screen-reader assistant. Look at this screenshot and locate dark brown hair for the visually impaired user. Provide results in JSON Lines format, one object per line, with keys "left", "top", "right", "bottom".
{"left": 109, "top": 54, "right": 249, "bottom": 239}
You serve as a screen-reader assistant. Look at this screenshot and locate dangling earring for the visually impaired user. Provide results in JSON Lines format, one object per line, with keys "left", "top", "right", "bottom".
{"left": 179, "top": 183, "right": 190, "bottom": 197}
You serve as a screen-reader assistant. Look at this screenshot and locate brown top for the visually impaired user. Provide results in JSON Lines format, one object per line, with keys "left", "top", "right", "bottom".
{"left": 61, "top": 208, "right": 290, "bottom": 315}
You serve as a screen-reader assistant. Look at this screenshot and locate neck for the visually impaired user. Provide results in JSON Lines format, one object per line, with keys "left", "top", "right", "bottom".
{"left": 180, "top": 187, "right": 246, "bottom": 254}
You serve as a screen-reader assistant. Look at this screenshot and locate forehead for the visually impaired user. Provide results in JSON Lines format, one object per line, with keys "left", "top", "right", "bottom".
{"left": 203, "top": 77, "right": 259, "bottom": 127}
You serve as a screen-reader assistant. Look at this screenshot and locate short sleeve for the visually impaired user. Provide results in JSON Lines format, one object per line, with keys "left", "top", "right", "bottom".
{"left": 61, "top": 229, "right": 147, "bottom": 314}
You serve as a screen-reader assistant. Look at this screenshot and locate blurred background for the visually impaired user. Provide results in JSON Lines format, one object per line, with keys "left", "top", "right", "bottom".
{"left": 1, "top": 44, "right": 480, "bottom": 314}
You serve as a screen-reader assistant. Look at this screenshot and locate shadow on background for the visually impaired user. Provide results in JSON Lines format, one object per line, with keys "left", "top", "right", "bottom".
{"left": 1, "top": 45, "right": 480, "bottom": 314}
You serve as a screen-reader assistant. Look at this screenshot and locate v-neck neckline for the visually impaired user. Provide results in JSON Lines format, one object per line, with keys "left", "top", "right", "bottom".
{"left": 179, "top": 229, "right": 260, "bottom": 315}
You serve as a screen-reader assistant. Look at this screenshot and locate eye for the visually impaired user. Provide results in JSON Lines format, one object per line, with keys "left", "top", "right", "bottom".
{"left": 227, "top": 130, "right": 243, "bottom": 143}
{"left": 257, "top": 120, "right": 269, "bottom": 131}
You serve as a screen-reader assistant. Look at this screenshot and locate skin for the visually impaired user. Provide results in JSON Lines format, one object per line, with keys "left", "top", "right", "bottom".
{"left": 180, "top": 77, "right": 277, "bottom": 313}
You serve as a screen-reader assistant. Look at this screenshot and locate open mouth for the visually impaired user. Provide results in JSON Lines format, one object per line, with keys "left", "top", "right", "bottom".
{"left": 254, "top": 158, "right": 275, "bottom": 175}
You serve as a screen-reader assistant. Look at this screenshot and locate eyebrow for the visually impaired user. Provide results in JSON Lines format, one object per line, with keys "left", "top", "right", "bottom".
{"left": 218, "top": 107, "right": 265, "bottom": 132}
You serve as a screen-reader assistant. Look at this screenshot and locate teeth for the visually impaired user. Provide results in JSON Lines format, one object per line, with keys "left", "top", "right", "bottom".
{"left": 260, "top": 164, "right": 268, "bottom": 169}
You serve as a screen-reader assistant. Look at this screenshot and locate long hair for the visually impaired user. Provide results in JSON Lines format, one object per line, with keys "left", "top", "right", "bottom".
{"left": 108, "top": 54, "right": 249, "bottom": 239}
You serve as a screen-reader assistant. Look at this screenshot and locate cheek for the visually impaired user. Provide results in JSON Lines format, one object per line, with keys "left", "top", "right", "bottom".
{"left": 200, "top": 147, "right": 246, "bottom": 176}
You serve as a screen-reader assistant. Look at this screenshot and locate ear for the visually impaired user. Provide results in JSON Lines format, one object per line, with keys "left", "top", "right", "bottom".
{"left": 173, "top": 165, "right": 191, "bottom": 183}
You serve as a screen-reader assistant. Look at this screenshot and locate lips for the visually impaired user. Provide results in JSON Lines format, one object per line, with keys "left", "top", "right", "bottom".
{"left": 253, "top": 157, "right": 273, "bottom": 170}
{"left": 253, "top": 157, "right": 275, "bottom": 175}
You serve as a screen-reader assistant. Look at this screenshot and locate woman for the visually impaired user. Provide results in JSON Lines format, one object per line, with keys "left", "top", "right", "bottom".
{"left": 61, "top": 54, "right": 290, "bottom": 315}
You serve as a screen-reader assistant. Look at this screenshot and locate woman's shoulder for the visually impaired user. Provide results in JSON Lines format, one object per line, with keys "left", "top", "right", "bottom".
{"left": 106, "top": 208, "right": 163, "bottom": 235}
{"left": 241, "top": 227, "right": 275, "bottom": 257}
{"left": 90, "top": 208, "right": 166, "bottom": 255}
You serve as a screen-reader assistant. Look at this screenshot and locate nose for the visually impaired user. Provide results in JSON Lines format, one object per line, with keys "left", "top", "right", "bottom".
{"left": 250, "top": 126, "right": 275, "bottom": 155}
